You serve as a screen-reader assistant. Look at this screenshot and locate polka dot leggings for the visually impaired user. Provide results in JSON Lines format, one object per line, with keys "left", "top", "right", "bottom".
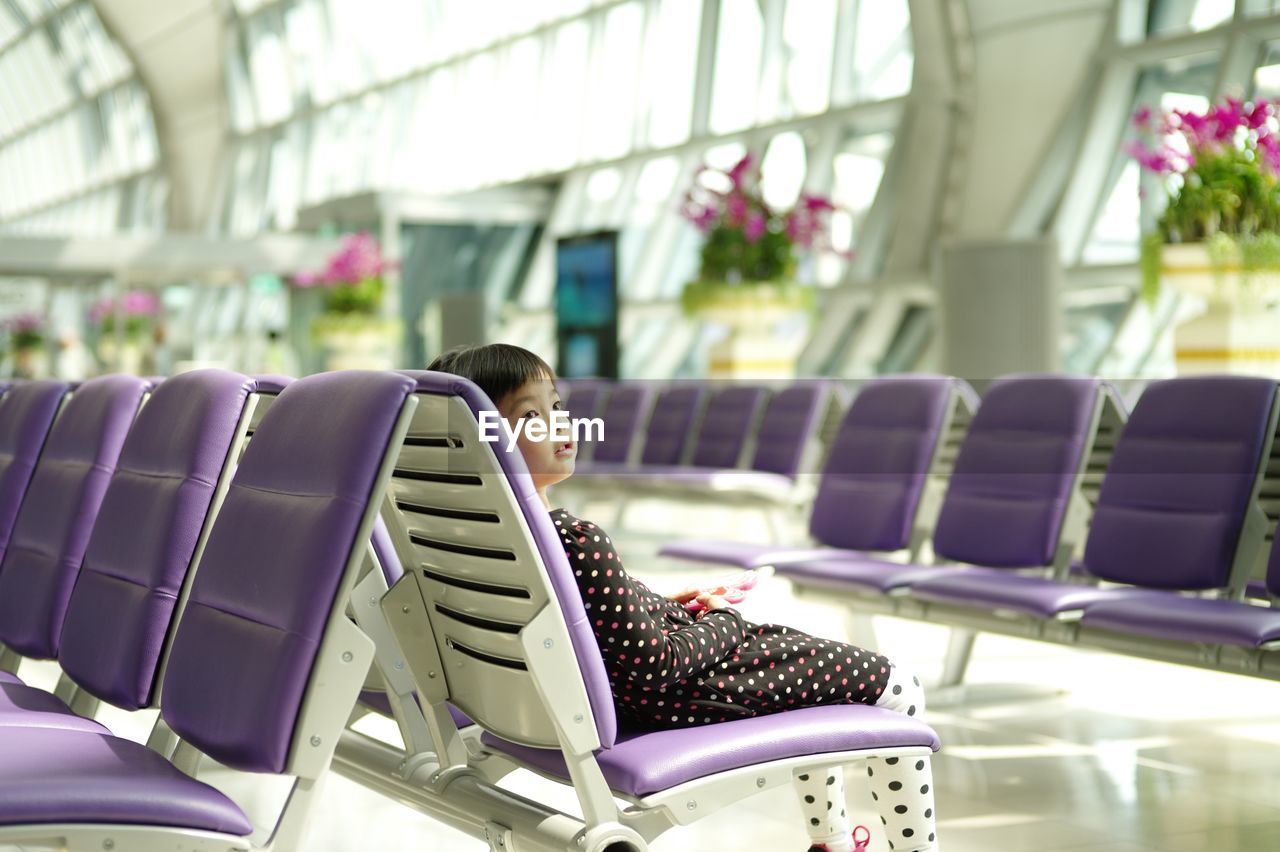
{"left": 793, "top": 667, "right": 937, "bottom": 852}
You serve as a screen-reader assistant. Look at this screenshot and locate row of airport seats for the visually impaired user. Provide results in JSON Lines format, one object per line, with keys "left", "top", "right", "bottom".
{"left": 658, "top": 373, "right": 1280, "bottom": 688}
{"left": 0, "top": 371, "right": 939, "bottom": 852}
{"left": 557, "top": 377, "right": 977, "bottom": 540}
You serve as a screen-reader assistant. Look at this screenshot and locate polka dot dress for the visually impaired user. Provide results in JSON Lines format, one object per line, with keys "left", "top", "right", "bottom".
{"left": 554, "top": 509, "right": 939, "bottom": 851}
{"left": 552, "top": 509, "right": 894, "bottom": 731}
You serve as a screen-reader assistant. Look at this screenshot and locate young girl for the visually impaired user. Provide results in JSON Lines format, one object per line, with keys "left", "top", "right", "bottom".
{"left": 427, "top": 344, "right": 939, "bottom": 852}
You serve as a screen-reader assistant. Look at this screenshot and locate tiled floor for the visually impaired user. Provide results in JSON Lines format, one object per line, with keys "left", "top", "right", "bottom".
{"left": 11, "top": 499, "right": 1280, "bottom": 851}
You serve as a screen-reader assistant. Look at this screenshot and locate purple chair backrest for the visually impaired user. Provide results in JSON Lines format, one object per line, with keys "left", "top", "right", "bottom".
{"left": 688, "top": 386, "right": 768, "bottom": 469}
{"left": 589, "top": 384, "right": 651, "bottom": 465}
{"left": 640, "top": 384, "right": 708, "bottom": 466}
{"left": 808, "top": 376, "right": 955, "bottom": 552}
{"left": 57, "top": 370, "right": 258, "bottom": 709}
{"left": 932, "top": 375, "right": 1101, "bottom": 568}
{"left": 563, "top": 380, "right": 608, "bottom": 421}
{"left": 0, "top": 376, "right": 150, "bottom": 659}
{"left": 160, "top": 371, "right": 415, "bottom": 773}
{"left": 383, "top": 371, "right": 618, "bottom": 751}
{"left": 1082, "top": 376, "right": 1277, "bottom": 590}
{"left": 750, "top": 383, "right": 829, "bottom": 477}
{"left": 1265, "top": 518, "right": 1280, "bottom": 598}
{"left": 0, "top": 381, "right": 69, "bottom": 563}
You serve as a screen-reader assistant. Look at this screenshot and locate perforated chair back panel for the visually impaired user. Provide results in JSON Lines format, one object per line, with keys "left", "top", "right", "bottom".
{"left": 0, "top": 376, "right": 149, "bottom": 659}
{"left": 1082, "top": 376, "right": 1277, "bottom": 590}
{"left": 385, "top": 371, "right": 616, "bottom": 750}
{"left": 808, "top": 376, "right": 955, "bottom": 552}
{"left": 931, "top": 375, "right": 1101, "bottom": 568}
{"left": 750, "top": 383, "right": 828, "bottom": 476}
{"left": 689, "top": 386, "right": 767, "bottom": 469}
{"left": 0, "top": 381, "right": 69, "bottom": 562}
{"left": 160, "top": 371, "right": 416, "bottom": 773}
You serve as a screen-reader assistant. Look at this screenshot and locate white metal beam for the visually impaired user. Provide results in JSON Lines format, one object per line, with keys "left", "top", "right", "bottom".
{"left": 0, "top": 233, "right": 340, "bottom": 280}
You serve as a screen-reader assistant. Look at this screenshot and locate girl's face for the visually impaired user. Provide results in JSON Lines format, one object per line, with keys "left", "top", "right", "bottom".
{"left": 497, "top": 376, "right": 575, "bottom": 492}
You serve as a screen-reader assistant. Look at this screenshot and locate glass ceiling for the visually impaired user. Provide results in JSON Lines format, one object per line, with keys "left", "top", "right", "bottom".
{"left": 0, "top": 0, "right": 165, "bottom": 236}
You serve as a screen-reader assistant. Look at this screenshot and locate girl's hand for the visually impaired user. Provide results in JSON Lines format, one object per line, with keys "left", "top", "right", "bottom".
{"left": 694, "top": 592, "right": 730, "bottom": 614}
{"left": 669, "top": 585, "right": 728, "bottom": 604}
{"left": 668, "top": 586, "right": 701, "bottom": 604}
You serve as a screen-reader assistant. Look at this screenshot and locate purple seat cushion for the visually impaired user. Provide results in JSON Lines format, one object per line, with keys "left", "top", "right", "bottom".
{"left": 0, "top": 671, "right": 20, "bottom": 685}
{"left": 57, "top": 371, "right": 256, "bottom": 710}
{"left": 808, "top": 377, "right": 954, "bottom": 553}
{"left": 1081, "top": 376, "right": 1277, "bottom": 590}
{"left": 910, "top": 570, "right": 1154, "bottom": 618}
{"left": 481, "top": 704, "right": 939, "bottom": 798}
{"left": 0, "top": 727, "right": 251, "bottom": 834}
{"left": 658, "top": 540, "right": 835, "bottom": 570}
{"left": 0, "top": 682, "right": 107, "bottom": 733}
{"left": 1081, "top": 594, "right": 1280, "bottom": 647}
{"left": 0, "top": 376, "right": 149, "bottom": 660}
{"left": 777, "top": 556, "right": 955, "bottom": 595}
{"left": 401, "top": 371, "right": 618, "bottom": 750}
{"left": 357, "top": 688, "right": 394, "bottom": 717}
{"left": 931, "top": 376, "right": 1099, "bottom": 568}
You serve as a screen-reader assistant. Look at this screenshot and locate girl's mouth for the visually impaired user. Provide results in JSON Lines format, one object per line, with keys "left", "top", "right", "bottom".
{"left": 555, "top": 443, "right": 576, "bottom": 459}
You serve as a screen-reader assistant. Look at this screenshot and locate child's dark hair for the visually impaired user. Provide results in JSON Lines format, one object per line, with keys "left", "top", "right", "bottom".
{"left": 426, "top": 343, "right": 556, "bottom": 406}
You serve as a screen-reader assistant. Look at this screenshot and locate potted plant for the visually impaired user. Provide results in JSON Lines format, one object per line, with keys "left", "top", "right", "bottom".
{"left": 1127, "top": 96, "right": 1280, "bottom": 376}
{"left": 292, "top": 231, "right": 400, "bottom": 370}
{"left": 680, "top": 153, "right": 836, "bottom": 378}
{"left": 5, "top": 312, "right": 44, "bottom": 378}
{"left": 89, "top": 290, "right": 161, "bottom": 374}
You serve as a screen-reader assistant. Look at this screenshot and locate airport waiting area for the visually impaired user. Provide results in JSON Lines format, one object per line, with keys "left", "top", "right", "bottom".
{"left": 7, "top": 1, "right": 1280, "bottom": 851}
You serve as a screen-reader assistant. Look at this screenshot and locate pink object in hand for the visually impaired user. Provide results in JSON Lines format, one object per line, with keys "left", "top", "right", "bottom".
{"left": 684, "top": 570, "right": 761, "bottom": 614}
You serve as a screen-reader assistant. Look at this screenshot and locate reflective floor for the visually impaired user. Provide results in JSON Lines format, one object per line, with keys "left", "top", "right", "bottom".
{"left": 13, "top": 499, "right": 1280, "bottom": 851}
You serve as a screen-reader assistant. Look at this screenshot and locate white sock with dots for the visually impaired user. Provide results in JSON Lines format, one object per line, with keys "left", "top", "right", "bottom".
{"left": 793, "top": 768, "right": 855, "bottom": 851}
{"left": 868, "top": 666, "right": 938, "bottom": 851}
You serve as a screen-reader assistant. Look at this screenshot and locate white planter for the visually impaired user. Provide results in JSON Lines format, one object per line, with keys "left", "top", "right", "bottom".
{"left": 98, "top": 339, "right": 146, "bottom": 375}
{"left": 689, "top": 288, "right": 810, "bottom": 380}
{"left": 1163, "top": 243, "right": 1280, "bottom": 378}
{"left": 312, "top": 315, "right": 400, "bottom": 371}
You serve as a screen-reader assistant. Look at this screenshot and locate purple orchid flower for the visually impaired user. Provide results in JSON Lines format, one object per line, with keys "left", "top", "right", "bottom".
{"left": 1258, "top": 134, "right": 1280, "bottom": 173}
{"left": 726, "top": 154, "right": 754, "bottom": 189}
